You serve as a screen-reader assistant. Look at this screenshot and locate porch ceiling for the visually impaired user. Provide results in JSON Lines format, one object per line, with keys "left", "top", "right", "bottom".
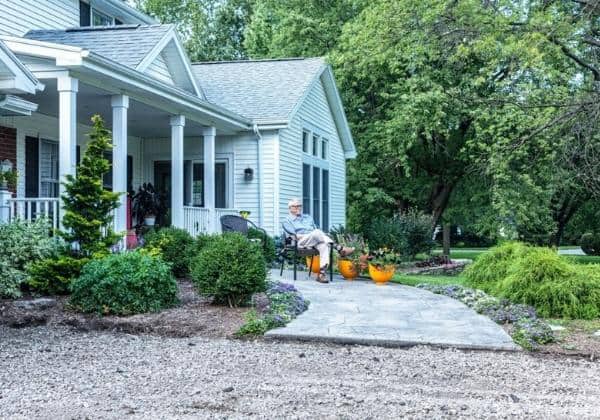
{"left": 20, "top": 79, "right": 209, "bottom": 138}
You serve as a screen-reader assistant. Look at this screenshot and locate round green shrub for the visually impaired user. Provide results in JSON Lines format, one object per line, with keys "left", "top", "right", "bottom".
{"left": 144, "top": 227, "right": 195, "bottom": 277}
{"left": 464, "top": 242, "right": 531, "bottom": 292}
{"left": 580, "top": 233, "right": 600, "bottom": 256}
{"left": 70, "top": 251, "right": 178, "bottom": 315}
{"left": 191, "top": 233, "right": 267, "bottom": 307}
{"left": 498, "top": 248, "right": 600, "bottom": 319}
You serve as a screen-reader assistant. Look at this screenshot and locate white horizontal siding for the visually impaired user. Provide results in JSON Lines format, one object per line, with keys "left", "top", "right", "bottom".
{"left": 145, "top": 52, "right": 174, "bottom": 85}
{"left": 0, "top": 112, "right": 143, "bottom": 198}
{"left": 278, "top": 75, "right": 347, "bottom": 231}
{"left": 0, "top": 0, "right": 79, "bottom": 37}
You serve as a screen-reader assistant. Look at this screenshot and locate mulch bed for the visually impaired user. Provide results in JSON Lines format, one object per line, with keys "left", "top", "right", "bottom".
{"left": 0, "top": 280, "right": 248, "bottom": 338}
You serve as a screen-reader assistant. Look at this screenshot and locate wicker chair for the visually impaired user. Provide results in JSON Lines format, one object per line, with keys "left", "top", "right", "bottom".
{"left": 278, "top": 224, "right": 334, "bottom": 281}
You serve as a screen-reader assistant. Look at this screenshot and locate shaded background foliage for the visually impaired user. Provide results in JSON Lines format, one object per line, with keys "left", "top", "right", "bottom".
{"left": 135, "top": 0, "right": 600, "bottom": 246}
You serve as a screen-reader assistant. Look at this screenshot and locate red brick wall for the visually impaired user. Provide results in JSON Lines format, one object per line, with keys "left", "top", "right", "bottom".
{"left": 0, "top": 125, "right": 17, "bottom": 194}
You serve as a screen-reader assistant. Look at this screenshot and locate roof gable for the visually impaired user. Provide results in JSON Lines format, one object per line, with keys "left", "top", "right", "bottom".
{"left": 193, "top": 57, "right": 355, "bottom": 158}
{"left": 24, "top": 25, "right": 201, "bottom": 97}
{"left": 192, "top": 58, "right": 324, "bottom": 123}
{"left": 0, "top": 39, "right": 43, "bottom": 94}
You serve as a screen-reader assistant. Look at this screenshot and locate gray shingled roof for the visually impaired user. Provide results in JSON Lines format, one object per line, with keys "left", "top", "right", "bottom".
{"left": 24, "top": 25, "right": 172, "bottom": 69}
{"left": 192, "top": 58, "right": 326, "bottom": 122}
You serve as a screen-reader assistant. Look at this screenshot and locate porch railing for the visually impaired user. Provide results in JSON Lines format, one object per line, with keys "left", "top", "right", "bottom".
{"left": 7, "top": 197, "right": 60, "bottom": 230}
{"left": 183, "top": 207, "right": 241, "bottom": 236}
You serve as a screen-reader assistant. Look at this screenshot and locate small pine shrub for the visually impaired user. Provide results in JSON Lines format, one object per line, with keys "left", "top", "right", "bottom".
{"left": 27, "top": 254, "right": 88, "bottom": 295}
{"left": 70, "top": 251, "right": 178, "bottom": 315}
{"left": 144, "top": 227, "right": 195, "bottom": 277}
{"left": 0, "top": 218, "right": 62, "bottom": 298}
{"left": 191, "top": 233, "right": 267, "bottom": 307}
{"left": 498, "top": 248, "right": 600, "bottom": 319}
{"left": 580, "top": 233, "right": 600, "bottom": 256}
{"left": 464, "top": 242, "right": 531, "bottom": 292}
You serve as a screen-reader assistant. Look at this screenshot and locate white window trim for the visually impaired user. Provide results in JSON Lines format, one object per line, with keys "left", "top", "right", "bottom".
{"left": 39, "top": 138, "right": 59, "bottom": 198}
{"left": 90, "top": 5, "right": 115, "bottom": 26}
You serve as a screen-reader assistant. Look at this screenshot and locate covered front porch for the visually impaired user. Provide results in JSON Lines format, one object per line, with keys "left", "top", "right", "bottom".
{"left": 0, "top": 35, "right": 253, "bottom": 235}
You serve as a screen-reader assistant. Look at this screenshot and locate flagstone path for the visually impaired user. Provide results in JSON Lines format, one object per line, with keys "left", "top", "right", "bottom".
{"left": 267, "top": 270, "right": 519, "bottom": 351}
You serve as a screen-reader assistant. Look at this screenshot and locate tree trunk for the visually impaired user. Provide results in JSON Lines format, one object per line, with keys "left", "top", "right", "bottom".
{"left": 443, "top": 223, "right": 451, "bottom": 257}
{"left": 430, "top": 182, "right": 454, "bottom": 227}
{"left": 550, "top": 192, "right": 589, "bottom": 247}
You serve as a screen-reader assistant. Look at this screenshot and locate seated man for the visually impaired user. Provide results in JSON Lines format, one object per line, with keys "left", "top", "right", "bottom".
{"left": 282, "top": 198, "right": 353, "bottom": 283}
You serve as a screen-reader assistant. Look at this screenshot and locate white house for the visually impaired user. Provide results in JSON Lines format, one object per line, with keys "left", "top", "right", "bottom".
{"left": 0, "top": 0, "right": 356, "bottom": 236}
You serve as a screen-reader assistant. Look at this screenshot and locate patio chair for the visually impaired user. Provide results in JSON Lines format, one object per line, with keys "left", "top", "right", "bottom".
{"left": 278, "top": 224, "right": 334, "bottom": 282}
{"left": 219, "top": 215, "right": 268, "bottom": 252}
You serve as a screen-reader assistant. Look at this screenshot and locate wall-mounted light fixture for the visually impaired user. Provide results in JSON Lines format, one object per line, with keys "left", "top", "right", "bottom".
{"left": 244, "top": 167, "right": 254, "bottom": 182}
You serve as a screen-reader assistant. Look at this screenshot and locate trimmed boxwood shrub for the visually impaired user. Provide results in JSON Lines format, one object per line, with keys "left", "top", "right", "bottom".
{"left": 464, "top": 242, "right": 531, "bottom": 292}
{"left": 191, "top": 233, "right": 267, "bottom": 307}
{"left": 70, "top": 251, "right": 178, "bottom": 315}
{"left": 580, "top": 232, "right": 600, "bottom": 256}
{"left": 144, "top": 227, "right": 195, "bottom": 277}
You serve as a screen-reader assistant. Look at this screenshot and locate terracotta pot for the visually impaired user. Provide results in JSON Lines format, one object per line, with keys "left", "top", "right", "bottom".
{"left": 368, "top": 263, "right": 395, "bottom": 285}
{"left": 306, "top": 256, "right": 321, "bottom": 273}
{"left": 338, "top": 259, "right": 359, "bottom": 280}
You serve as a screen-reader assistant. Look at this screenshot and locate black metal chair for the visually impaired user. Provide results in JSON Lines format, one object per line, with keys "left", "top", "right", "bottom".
{"left": 220, "top": 215, "right": 268, "bottom": 251}
{"left": 278, "top": 224, "right": 334, "bottom": 281}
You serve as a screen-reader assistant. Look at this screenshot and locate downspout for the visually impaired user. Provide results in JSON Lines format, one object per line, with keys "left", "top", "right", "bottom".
{"left": 253, "top": 123, "right": 264, "bottom": 228}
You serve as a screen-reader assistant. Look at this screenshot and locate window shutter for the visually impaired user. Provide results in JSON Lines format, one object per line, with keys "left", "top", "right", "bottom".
{"left": 25, "top": 137, "right": 39, "bottom": 198}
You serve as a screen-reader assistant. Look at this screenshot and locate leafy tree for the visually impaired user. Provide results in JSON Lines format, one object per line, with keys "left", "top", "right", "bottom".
{"left": 61, "top": 115, "right": 121, "bottom": 256}
{"left": 136, "top": 0, "right": 254, "bottom": 60}
{"left": 244, "top": 0, "right": 366, "bottom": 58}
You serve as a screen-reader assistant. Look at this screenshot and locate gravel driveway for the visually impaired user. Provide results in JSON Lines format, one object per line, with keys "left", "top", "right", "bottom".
{"left": 1, "top": 326, "right": 599, "bottom": 419}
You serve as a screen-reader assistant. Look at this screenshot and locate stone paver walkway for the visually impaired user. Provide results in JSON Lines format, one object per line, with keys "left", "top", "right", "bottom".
{"left": 267, "top": 270, "right": 519, "bottom": 351}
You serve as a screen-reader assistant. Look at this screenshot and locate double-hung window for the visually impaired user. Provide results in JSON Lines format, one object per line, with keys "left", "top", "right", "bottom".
{"left": 39, "top": 139, "right": 59, "bottom": 198}
{"left": 301, "top": 129, "right": 330, "bottom": 231}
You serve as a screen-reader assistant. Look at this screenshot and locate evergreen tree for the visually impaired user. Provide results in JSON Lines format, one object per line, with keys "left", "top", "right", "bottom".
{"left": 61, "top": 115, "right": 121, "bottom": 256}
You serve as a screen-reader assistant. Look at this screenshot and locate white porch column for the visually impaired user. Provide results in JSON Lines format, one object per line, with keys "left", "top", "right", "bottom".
{"left": 57, "top": 76, "right": 78, "bottom": 229}
{"left": 111, "top": 95, "right": 129, "bottom": 233}
{"left": 170, "top": 115, "right": 185, "bottom": 228}
{"left": 203, "top": 126, "right": 216, "bottom": 232}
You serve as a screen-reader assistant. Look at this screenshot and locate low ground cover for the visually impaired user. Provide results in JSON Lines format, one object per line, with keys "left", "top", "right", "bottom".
{"left": 236, "top": 280, "right": 309, "bottom": 336}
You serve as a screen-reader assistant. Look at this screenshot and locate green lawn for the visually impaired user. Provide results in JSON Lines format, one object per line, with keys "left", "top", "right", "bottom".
{"left": 392, "top": 274, "right": 466, "bottom": 287}
{"left": 430, "top": 248, "right": 600, "bottom": 264}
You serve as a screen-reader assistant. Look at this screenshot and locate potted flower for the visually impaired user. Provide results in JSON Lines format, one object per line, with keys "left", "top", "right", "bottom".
{"left": 332, "top": 231, "right": 367, "bottom": 280}
{"left": 367, "top": 247, "right": 400, "bottom": 285}
{"left": 131, "top": 183, "right": 165, "bottom": 227}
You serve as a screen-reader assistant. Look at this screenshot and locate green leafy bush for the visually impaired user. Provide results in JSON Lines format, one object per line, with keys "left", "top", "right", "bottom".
{"left": 144, "top": 227, "right": 195, "bottom": 277}
{"left": 27, "top": 255, "right": 88, "bottom": 295}
{"left": 580, "top": 232, "right": 600, "bottom": 256}
{"left": 464, "top": 242, "right": 531, "bottom": 292}
{"left": 70, "top": 251, "right": 178, "bottom": 315}
{"left": 191, "top": 233, "right": 267, "bottom": 307}
{"left": 365, "top": 210, "right": 434, "bottom": 259}
{"left": 498, "top": 249, "right": 600, "bottom": 319}
{"left": 0, "top": 218, "right": 62, "bottom": 298}
{"left": 248, "top": 227, "right": 276, "bottom": 264}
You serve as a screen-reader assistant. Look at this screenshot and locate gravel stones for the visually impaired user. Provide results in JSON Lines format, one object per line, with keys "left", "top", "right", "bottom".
{"left": 1, "top": 326, "right": 599, "bottom": 418}
{"left": 13, "top": 298, "right": 57, "bottom": 311}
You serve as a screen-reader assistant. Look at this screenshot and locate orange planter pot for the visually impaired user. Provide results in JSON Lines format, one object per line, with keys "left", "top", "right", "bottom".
{"left": 306, "top": 256, "right": 321, "bottom": 273}
{"left": 368, "top": 263, "right": 395, "bottom": 285}
{"left": 338, "top": 259, "right": 359, "bottom": 280}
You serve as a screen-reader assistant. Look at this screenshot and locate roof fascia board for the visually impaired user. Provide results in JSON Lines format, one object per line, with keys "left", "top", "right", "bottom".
{"left": 1, "top": 36, "right": 87, "bottom": 66}
{"left": 0, "top": 40, "right": 44, "bottom": 93}
{"left": 285, "top": 63, "right": 327, "bottom": 124}
{"left": 0, "top": 94, "right": 39, "bottom": 115}
{"left": 320, "top": 66, "right": 356, "bottom": 159}
{"left": 136, "top": 28, "right": 174, "bottom": 71}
